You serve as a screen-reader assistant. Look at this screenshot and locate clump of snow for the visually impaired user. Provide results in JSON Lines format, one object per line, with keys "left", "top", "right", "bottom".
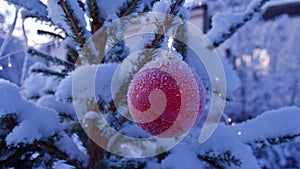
{"left": 152, "top": 0, "right": 170, "bottom": 13}
{"left": 161, "top": 147, "right": 205, "bottom": 169}
{"left": 44, "top": 76, "right": 61, "bottom": 92}
{"left": 72, "top": 65, "right": 98, "bottom": 101}
{"left": 197, "top": 124, "right": 260, "bottom": 169}
{"left": 5, "top": 107, "right": 58, "bottom": 144}
{"left": 37, "top": 95, "right": 76, "bottom": 120}
{"left": 0, "top": 79, "right": 61, "bottom": 144}
{"left": 21, "top": 73, "right": 46, "bottom": 98}
{"left": 56, "top": 75, "right": 72, "bottom": 103}
{"left": 71, "top": 63, "right": 118, "bottom": 102}
{"left": 55, "top": 133, "right": 89, "bottom": 166}
{"left": 207, "top": 13, "right": 245, "bottom": 44}
{"left": 21, "top": 73, "right": 60, "bottom": 99}
{"left": 0, "top": 79, "right": 23, "bottom": 117}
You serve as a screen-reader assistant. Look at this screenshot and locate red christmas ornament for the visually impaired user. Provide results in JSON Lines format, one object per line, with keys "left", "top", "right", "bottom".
{"left": 127, "top": 56, "right": 205, "bottom": 137}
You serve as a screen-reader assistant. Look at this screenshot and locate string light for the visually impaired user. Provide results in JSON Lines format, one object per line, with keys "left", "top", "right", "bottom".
{"left": 215, "top": 77, "right": 220, "bottom": 81}
{"left": 225, "top": 116, "right": 242, "bottom": 136}
{"left": 8, "top": 56, "right": 12, "bottom": 68}
{"left": 0, "top": 65, "right": 3, "bottom": 70}
{"left": 228, "top": 118, "right": 232, "bottom": 123}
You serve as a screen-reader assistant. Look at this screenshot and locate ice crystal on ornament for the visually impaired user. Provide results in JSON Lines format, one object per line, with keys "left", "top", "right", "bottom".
{"left": 128, "top": 56, "right": 205, "bottom": 137}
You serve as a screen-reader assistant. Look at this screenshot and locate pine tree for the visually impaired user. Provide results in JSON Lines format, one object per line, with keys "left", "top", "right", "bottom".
{"left": 1, "top": 0, "right": 300, "bottom": 169}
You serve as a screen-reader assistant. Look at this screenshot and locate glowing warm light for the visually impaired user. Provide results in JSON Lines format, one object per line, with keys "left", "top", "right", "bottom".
{"left": 228, "top": 118, "right": 232, "bottom": 123}
{"left": 237, "top": 131, "right": 242, "bottom": 136}
{"left": 0, "top": 65, "right": 3, "bottom": 70}
{"left": 253, "top": 49, "right": 270, "bottom": 69}
{"left": 8, "top": 63, "right": 12, "bottom": 68}
{"left": 263, "top": 70, "right": 269, "bottom": 75}
{"left": 242, "top": 54, "right": 252, "bottom": 67}
{"left": 235, "top": 58, "right": 241, "bottom": 68}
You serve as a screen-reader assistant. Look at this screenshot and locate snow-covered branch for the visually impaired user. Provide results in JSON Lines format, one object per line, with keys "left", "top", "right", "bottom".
{"left": 85, "top": 0, "right": 103, "bottom": 33}
{"left": 4, "top": 0, "right": 49, "bottom": 22}
{"left": 37, "top": 29, "right": 65, "bottom": 40}
{"left": 197, "top": 124, "right": 260, "bottom": 169}
{"left": 26, "top": 47, "right": 75, "bottom": 70}
{"left": 30, "top": 68, "right": 68, "bottom": 78}
{"left": 0, "top": 79, "right": 88, "bottom": 168}
{"left": 47, "top": 0, "right": 90, "bottom": 48}
{"left": 198, "top": 151, "right": 242, "bottom": 169}
{"left": 207, "top": 0, "right": 270, "bottom": 48}
{"left": 233, "top": 107, "right": 300, "bottom": 148}
{"left": 194, "top": 107, "right": 300, "bottom": 168}
{"left": 57, "top": 0, "right": 90, "bottom": 47}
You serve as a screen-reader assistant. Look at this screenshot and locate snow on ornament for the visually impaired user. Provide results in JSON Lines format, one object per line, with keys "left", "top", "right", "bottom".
{"left": 127, "top": 53, "right": 205, "bottom": 138}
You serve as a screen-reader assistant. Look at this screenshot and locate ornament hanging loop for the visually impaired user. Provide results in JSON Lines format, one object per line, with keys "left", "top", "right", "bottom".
{"left": 166, "top": 25, "right": 179, "bottom": 52}
{"left": 162, "top": 16, "right": 184, "bottom": 60}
